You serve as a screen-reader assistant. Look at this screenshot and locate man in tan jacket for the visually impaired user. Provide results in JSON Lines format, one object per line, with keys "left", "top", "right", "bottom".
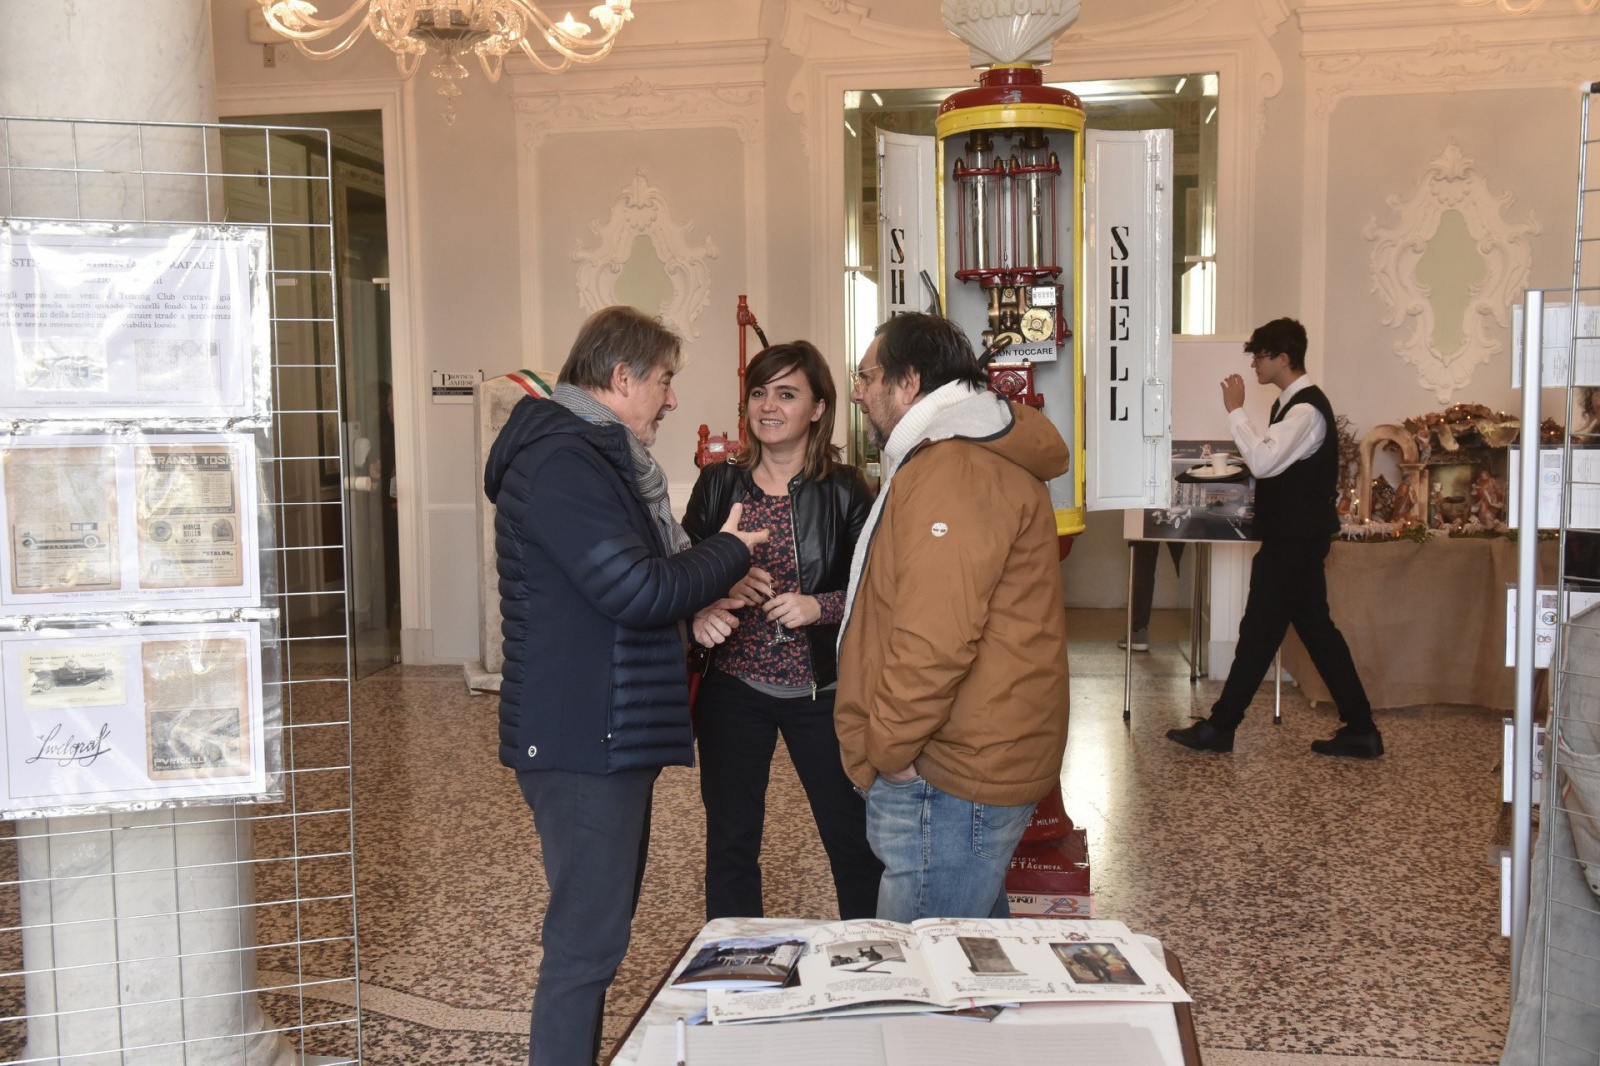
{"left": 837, "top": 312, "right": 1071, "bottom": 923}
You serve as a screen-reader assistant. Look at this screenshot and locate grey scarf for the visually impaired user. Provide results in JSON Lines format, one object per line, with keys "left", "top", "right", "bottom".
{"left": 552, "top": 382, "right": 691, "bottom": 554}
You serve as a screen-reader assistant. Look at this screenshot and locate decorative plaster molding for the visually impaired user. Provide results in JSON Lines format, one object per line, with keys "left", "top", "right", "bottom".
{"left": 1073, "top": 0, "right": 1288, "bottom": 143}
{"left": 516, "top": 77, "right": 762, "bottom": 146}
{"left": 1362, "top": 141, "right": 1539, "bottom": 401}
{"left": 781, "top": 0, "right": 950, "bottom": 61}
{"left": 1309, "top": 29, "right": 1600, "bottom": 115}
{"left": 509, "top": 45, "right": 769, "bottom": 372}
{"left": 573, "top": 171, "right": 720, "bottom": 339}
{"left": 1458, "top": 0, "right": 1600, "bottom": 13}
{"left": 1296, "top": 0, "right": 1600, "bottom": 388}
{"left": 1301, "top": 1, "right": 1600, "bottom": 109}
{"left": 780, "top": 0, "right": 957, "bottom": 154}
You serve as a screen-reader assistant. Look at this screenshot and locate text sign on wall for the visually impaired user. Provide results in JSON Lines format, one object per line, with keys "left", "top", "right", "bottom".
{"left": 877, "top": 131, "right": 938, "bottom": 320}
{"left": 1083, "top": 129, "right": 1173, "bottom": 511}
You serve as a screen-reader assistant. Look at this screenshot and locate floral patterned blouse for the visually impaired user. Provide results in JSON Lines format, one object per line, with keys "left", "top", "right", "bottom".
{"left": 715, "top": 487, "right": 845, "bottom": 689}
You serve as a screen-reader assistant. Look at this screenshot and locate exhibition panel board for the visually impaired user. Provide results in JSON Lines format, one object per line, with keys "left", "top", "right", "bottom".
{"left": 0, "top": 115, "right": 359, "bottom": 1063}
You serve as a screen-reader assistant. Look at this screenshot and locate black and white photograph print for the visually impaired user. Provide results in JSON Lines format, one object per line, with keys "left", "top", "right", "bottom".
{"left": 146, "top": 703, "right": 247, "bottom": 779}
{"left": 1051, "top": 942, "right": 1145, "bottom": 985}
{"left": 672, "top": 936, "right": 806, "bottom": 989}
{"left": 1142, "top": 439, "right": 1257, "bottom": 542}
{"left": 957, "top": 936, "right": 1024, "bottom": 976}
{"left": 827, "top": 939, "right": 905, "bottom": 973}
{"left": 21, "top": 646, "right": 126, "bottom": 711}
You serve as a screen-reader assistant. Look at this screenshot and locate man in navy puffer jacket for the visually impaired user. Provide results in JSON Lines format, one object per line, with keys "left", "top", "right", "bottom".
{"left": 485, "top": 306, "right": 766, "bottom": 1066}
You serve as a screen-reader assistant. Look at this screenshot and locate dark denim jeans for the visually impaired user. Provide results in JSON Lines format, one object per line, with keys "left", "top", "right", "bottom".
{"left": 517, "top": 766, "right": 657, "bottom": 1066}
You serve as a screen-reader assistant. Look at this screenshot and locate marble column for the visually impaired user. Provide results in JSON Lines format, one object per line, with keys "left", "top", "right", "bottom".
{"left": 1, "top": 3, "right": 293, "bottom": 1063}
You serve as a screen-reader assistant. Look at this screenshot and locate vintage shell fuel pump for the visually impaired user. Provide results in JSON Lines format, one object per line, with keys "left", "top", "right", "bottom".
{"left": 941, "top": 80, "right": 1096, "bottom": 912}
{"left": 937, "top": 66, "right": 1086, "bottom": 541}
{"left": 932, "top": 2, "right": 1111, "bottom": 918}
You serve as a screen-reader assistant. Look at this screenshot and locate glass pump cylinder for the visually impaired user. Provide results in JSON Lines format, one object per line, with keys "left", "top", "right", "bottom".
{"left": 953, "top": 129, "right": 1004, "bottom": 278}
{"left": 1012, "top": 128, "right": 1060, "bottom": 273}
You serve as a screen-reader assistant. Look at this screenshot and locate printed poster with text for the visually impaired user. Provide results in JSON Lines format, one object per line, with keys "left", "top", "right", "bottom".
{"left": 0, "top": 222, "right": 270, "bottom": 420}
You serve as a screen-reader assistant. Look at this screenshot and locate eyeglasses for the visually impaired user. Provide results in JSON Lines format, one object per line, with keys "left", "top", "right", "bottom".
{"left": 851, "top": 363, "right": 883, "bottom": 388}
{"left": 1247, "top": 352, "right": 1280, "bottom": 365}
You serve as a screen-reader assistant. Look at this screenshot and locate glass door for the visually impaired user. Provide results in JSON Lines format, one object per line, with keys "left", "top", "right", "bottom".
{"left": 224, "top": 111, "right": 399, "bottom": 678}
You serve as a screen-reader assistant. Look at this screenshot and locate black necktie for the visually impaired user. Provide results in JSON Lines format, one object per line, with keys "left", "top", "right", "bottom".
{"left": 1269, "top": 399, "right": 1282, "bottom": 423}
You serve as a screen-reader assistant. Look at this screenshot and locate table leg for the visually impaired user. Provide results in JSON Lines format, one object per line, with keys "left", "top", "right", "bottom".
{"left": 1124, "top": 541, "right": 1135, "bottom": 723}
{"left": 1273, "top": 649, "right": 1283, "bottom": 725}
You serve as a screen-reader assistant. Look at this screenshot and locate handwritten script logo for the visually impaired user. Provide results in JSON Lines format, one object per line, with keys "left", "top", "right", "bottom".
{"left": 26, "top": 723, "right": 111, "bottom": 767}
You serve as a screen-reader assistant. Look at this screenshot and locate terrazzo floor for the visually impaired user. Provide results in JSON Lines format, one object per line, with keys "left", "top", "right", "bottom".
{"left": 295, "top": 608, "right": 1512, "bottom": 1064}
{"left": 0, "top": 608, "right": 1515, "bottom": 1064}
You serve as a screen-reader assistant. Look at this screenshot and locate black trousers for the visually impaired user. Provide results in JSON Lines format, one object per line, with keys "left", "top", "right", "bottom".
{"left": 1210, "top": 538, "right": 1374, "bottom": 732}
{"left": 1130, "top": 540, "right": 1186, "bottom": 632}
{"left": 696, "top": 669, "right": 883, "bottom": 920}
{"left": 517, "top": 766, "right": 657, "bottom": 1066}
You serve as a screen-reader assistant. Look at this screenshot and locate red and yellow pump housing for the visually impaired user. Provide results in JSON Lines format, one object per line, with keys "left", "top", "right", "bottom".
{"left": 936, "top": 66, "right": 1086, "bottom": 539}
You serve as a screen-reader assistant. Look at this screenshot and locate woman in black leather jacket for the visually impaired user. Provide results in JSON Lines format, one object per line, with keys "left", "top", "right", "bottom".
{"left": 682, "top": 341, "right": 883, "bottom": 920}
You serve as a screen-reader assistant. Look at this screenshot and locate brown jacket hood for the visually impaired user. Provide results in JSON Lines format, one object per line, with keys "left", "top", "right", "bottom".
{"left": 836, "top": 385, "right": 1072, "bottom": 807}
{"left": 900, "top": 385, "right": 1069, "bottom": 484}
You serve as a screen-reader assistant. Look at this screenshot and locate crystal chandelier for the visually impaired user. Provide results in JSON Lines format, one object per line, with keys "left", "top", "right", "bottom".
{"left": 257, "top": 0, "right": 635, "bottom": 121}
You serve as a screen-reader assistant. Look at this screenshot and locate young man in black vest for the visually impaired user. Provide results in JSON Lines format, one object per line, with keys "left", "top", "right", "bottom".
{"left": 1167, "top": 318, "right": 1384, "bottom": 758}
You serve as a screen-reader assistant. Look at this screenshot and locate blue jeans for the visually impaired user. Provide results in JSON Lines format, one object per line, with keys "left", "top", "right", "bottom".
{"left": 864, "top": 773, "right": 1036, "bottom": 923}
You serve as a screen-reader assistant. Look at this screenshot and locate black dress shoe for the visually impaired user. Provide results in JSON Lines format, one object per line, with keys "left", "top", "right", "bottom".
{"left": 1166, "top": 719, "right": 1234, "bottom": 753}
{"left": 1310, "top": 725, "right": 1384, "bottom": 759}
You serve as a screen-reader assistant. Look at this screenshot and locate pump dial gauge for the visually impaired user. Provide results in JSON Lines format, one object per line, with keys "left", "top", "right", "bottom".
{"left": 1020, "top": 307, "right": 1054, "bottom": 342}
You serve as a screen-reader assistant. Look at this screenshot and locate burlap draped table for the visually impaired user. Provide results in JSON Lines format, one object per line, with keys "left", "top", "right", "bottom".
{"left": 1279, "top": 537, "right": 1558, "bottom": 711}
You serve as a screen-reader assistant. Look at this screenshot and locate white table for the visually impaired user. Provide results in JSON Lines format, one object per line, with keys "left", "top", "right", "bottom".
{"left": 605, "top": 918, "right": 1202, "bottom": 1066}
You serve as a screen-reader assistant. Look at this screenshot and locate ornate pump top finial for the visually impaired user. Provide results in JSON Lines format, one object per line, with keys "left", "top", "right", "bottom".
{"left": 941, "top": 0, "right": 1082, "bottom": 69}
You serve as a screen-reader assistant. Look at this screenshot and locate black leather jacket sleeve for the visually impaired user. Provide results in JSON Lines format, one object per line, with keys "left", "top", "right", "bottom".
{"left": 682, "top": 462, "right": 738, "bottom": 545}
{"left": 842, "top": 466, "right": 872, "bottom": 553}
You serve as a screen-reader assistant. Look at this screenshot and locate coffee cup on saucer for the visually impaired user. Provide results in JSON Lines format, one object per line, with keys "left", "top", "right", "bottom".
{"left": 1210, "top": 451, "right": 1232, "bottom": 475}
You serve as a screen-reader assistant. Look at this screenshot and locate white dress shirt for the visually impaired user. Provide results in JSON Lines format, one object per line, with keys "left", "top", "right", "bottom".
{"left": 1227, "top": 375, "right": 1325, "bottom": 479}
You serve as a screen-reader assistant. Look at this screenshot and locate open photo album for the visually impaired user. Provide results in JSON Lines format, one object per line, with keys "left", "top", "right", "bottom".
{"left": 702, "top": 918, "right": 1189, "bottom": 1024}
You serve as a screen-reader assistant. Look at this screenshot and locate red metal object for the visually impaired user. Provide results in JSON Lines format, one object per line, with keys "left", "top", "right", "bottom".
{"left": 938, "top": 66, "right": 1083, "bottom": 117}
{"left": 986, "top": 362, "right": 1044, "bottom": 409}
{"left": 696, "top": 295, "right": 766, "bottom": 468}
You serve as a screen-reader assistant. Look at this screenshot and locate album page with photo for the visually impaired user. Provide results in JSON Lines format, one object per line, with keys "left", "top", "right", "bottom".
{"left": 0, "top": 432, "right": 263, "bottom": 610}
{"left": 0, "top": 620, "right": 275, "bottom": 815}
{"left": 704, "top": 918, "right": 1188, "bottom": 1024}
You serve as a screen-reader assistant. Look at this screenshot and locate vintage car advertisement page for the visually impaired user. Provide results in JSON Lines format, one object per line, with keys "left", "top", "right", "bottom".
{"left": 141, "top": 637, "right": 252, "bottom": 780}
{"left": 135, "top": 443, "right": 244, "bottom": 589}
{"left": 0, "top": 224, "right": 270, "bottom": 420}
{"left": 3, "top": 445, "right": 119, "bottom": 596}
